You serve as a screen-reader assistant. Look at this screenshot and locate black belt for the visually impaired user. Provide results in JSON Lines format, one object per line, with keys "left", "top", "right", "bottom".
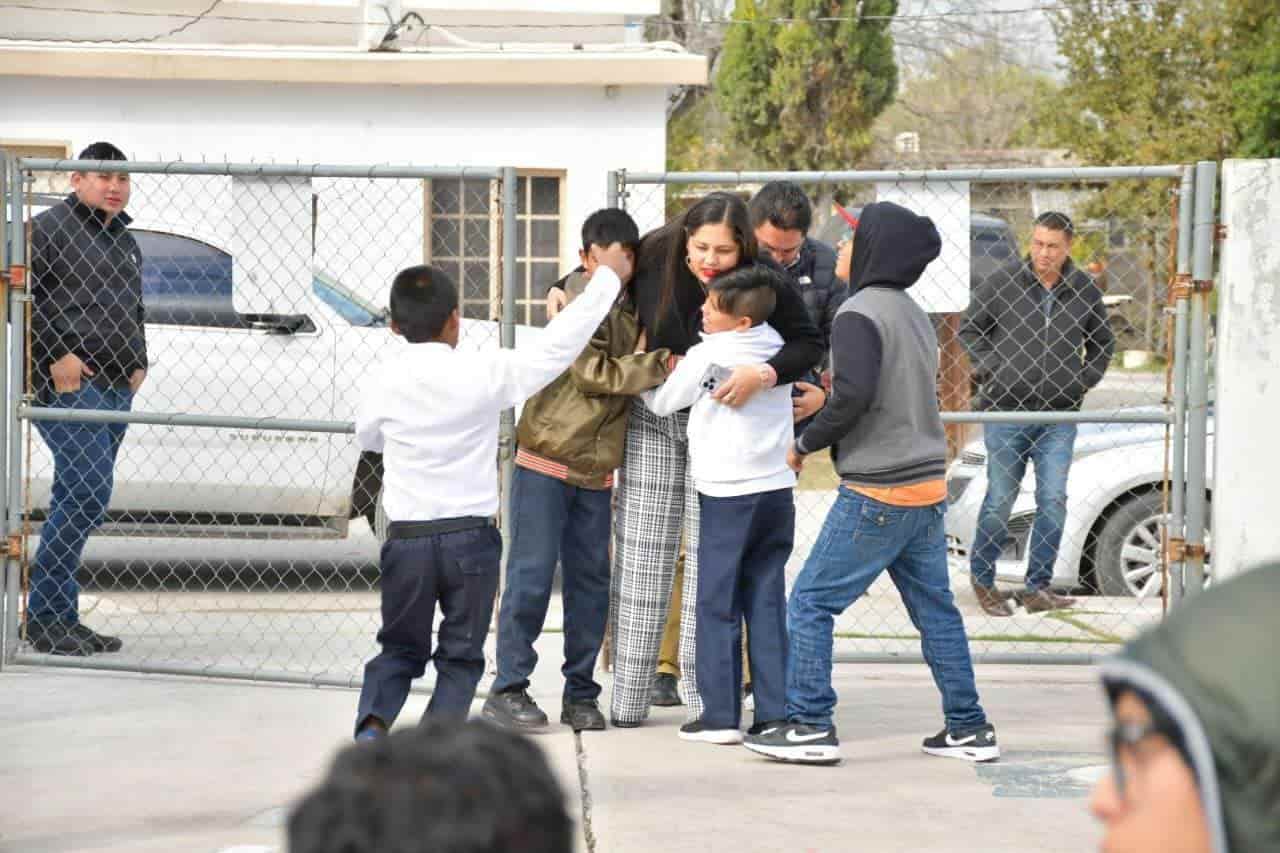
{"left": 386, "top": 516, "right": 494, "bottom": 540}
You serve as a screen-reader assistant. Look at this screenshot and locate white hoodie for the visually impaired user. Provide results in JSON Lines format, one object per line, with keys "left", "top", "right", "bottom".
{"left": 642, "top": 323, "right": 796, "bottom": 498}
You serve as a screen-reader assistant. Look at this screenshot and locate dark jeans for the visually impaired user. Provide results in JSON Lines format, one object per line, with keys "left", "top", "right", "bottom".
{"left": 787, "top": 488, "right": 985, "bottom": 731}
{"left": 970, "top": 422, "right": 1077, "bottom": 591}
{"left": 493, "top": 466, "right": 612, "bottom": 701}
{"left": 696, "top": 488, "right": 793, "bottom": 729}
{"left": 29, "top": 380, "right": 132, "bottom": 623}
{"left": 354, "top": 524, "right": 501, "bottom": 734}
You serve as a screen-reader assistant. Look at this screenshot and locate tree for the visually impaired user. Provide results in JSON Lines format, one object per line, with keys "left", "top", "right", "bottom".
{"left": 715, "top": 0, "right": 899, "bottom": 171}
{"left": 876, "top": 36, "right": 1058, "bottom": 157}
{"left": 1231, "top": 0, "right": 1280, "bottom": 158}
{"left": 1045, "top": 0, "right": 1236, "bottom": 174}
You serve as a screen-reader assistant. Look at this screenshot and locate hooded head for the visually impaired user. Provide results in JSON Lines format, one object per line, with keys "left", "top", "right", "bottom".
{"left": 845, "top": 201, "right": 941, "bottom": 293}
{"left": 1092, "top": 566, "right": 1280, "bottom": 853}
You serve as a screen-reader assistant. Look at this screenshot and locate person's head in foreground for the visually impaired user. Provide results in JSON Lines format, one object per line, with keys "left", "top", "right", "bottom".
{"left": 288, "top": 719, "right": 572, "bottom": 853}
{"left": 1091, "top": 565, "right": 1280, "bottom": 853}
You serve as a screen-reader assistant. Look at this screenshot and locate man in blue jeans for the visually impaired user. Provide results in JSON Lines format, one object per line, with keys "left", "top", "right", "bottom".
{"left": 25, "top": 142, "right": 147, "bottom": 656}
{"left": 744, "top": 202, "right": 998, "bottom": 766}
{"left": 960, "top": 212, "right": 1114, "bottom": 615}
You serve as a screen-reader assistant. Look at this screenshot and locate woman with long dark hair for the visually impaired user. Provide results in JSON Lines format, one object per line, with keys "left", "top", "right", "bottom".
{"left": 609, "top": 192, "right": 823, "bottom": 728}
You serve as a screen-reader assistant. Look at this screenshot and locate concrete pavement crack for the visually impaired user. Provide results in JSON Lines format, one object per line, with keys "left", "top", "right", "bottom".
{"left": 574, "top": 731, "right": 598, "bottom": 853}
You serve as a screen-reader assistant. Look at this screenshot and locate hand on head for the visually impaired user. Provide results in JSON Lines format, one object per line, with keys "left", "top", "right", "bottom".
{"left": 589, "top": 242, "right": 634, "bottom": 284}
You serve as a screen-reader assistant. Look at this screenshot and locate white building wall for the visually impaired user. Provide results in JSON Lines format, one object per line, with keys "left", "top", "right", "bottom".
{"left": 2, "top": 76, "right": 667, "bottom": 301}
{"left": 1214, "top": 159, "right": 1280, "bottom": 579}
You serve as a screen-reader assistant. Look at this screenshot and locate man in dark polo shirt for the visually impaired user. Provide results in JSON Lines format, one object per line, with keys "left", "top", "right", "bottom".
{"left": 24, "top": 141, "right": 147, "bottom": 656}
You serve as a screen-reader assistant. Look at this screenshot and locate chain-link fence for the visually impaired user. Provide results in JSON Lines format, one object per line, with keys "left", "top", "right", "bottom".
{"left": 0, "top": 157, "right": 1216, "bottom": 684}
{"left": 614, "top": 164, "right": 1211, "bottom": 662}
{"left": 2, "top": 157, "right": 520, "bottom": 685}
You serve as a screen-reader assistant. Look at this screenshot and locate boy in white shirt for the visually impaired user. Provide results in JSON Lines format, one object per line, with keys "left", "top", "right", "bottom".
{"left": 643, "top": 265, "right": 796, "bottom": 745}
{"left": 352, "top": 248, "right": 631, "bottom": 741}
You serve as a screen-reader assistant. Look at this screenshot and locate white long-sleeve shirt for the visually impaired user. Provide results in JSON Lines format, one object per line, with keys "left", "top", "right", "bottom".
{"left": 356, "top": 267, "right": 621, "bottom": 522}
{"left": 642, "top": 323, "right": 796, "bottom": 498}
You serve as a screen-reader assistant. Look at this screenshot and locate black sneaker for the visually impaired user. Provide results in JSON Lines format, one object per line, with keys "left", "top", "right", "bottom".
{"left": 651, "top": 673, "right": 683, "bottom": 707}
{"left": 481, "top": 689, "right": 549, "bottom": 731}
{"left": 23, "top": 619, "right": 93, "bottom": 656}
{"left": 561, "top": 699, "right": 606, "bottom": 732}
{"left": 678, "top": 720, "right": 743, "bottom": 745}
{"left": 610, "top": 717, "right": 642, "bottom": 729}
{"left": 922, "top": 723, "right": 1000, "bottom": 763}
{"left": 743, "top": 722, "right": 840, "bottom": 765}
{"left": 70, "top": 622, "right": 123, "bottom": 653}
{"left": 747, "top": 719, "right": 786, "bottom": 737}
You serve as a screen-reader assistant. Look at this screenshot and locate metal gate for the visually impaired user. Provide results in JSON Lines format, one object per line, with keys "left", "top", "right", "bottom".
{"left": 609, "top": 162, "right": 1216, "bottom": 663}
{"left": 0, "top": 155, "right": 521, "bottom": 685}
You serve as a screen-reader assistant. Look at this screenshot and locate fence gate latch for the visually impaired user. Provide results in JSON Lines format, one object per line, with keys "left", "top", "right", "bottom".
{"left": 1166, "top": 537, "right": 1186, "bottom": 563}
{"left": 2, "top": 264, "right": 26, "bottom": 290}
{"left": 4, "top": 535, "right": 21, "bottom": 560}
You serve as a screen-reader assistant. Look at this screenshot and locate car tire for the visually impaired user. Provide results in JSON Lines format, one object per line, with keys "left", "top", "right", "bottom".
{"left": 350, "top": 451, "right": 383, "bottom": 531}
{"left": 1094, "top": 490, "right": 1210, "bottom": 598}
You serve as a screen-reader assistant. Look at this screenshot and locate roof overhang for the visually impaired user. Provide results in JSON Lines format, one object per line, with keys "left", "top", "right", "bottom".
{"left": 0, "top": 43, "right": 708, "bottom": 87}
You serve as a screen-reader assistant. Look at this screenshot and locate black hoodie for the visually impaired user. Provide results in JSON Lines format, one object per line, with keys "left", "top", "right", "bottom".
{"left": 795, "top": 202, "right": 943, "bottom": 480}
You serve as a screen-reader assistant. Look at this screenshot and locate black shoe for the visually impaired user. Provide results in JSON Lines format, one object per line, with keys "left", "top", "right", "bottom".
{"left": 922, "top": 722, "right": 1000, "bottom": 763}
{"left": 23, "top": 619, "right": 93, "bottom": 656}
{"left": 743, "top": 722, "right": 840, "bottom": 765}
{"left": 651, "top": 673, "right": 683, "bottom": 707}
{"left": 747, "top": 719, "right": 787, "bottom": 737}
{"left": 678, "top": 720, "right": 743, "bottom": 745}
{"left": 69, "top": 622, "right": 123, "bottom": 653}
{"left": 610, "top": 717, "right": 642, "bottom": 729}
{"left": 561, "top": 699, "right": 606, "bottom": 732}
{"left": 481, "top": 689, "right": 549, "bottom": 731}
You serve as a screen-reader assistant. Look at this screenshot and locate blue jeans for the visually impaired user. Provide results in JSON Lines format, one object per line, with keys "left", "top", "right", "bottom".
{"left": 786, "top": 489, "right": 985, "bottom": 731}
{"left": 696, "top": 488, "right": 792, "bottom": 729}
{"left": 29, "top": 380, "right": 132, "bottom": 623}
{"left": 970, "top": 423, "right": 1077, "bottom": 591}
{"left": 356, "top": 524, "right": 502, "bottom": 733}
{"left": 493, "top": 466, "right": 612, "bottom": 701}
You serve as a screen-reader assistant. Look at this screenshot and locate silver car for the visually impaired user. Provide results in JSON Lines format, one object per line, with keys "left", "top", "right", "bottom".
{"left": 944, "top": 410, "right": 1213, "bottom": 598}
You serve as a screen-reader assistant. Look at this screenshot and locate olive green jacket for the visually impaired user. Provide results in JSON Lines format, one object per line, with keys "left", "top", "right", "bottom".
{"left": 1101, "top": 565, "right": 1280, "bottom": 853}
{"left": 515, "top": 271, "right": 672, "bottom": 489}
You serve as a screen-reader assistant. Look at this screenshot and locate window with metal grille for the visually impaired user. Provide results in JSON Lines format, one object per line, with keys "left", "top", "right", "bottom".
{"left": 424, "top": 173, "right": 563, "bottom": 326}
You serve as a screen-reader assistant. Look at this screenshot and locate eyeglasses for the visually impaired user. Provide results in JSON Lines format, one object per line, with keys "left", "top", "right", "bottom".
{"left": 1107, "top": 720, "right": 1168, "bottom": 800}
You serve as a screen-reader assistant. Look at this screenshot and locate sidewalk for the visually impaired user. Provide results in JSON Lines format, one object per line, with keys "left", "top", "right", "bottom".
{"left": 0, "top": 650, "right": 1107, "bottom": 853}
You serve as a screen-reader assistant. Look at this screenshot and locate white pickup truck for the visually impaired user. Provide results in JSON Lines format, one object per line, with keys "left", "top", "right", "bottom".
{"left": 25, "top": 221, "right": 528, "bottom": 540}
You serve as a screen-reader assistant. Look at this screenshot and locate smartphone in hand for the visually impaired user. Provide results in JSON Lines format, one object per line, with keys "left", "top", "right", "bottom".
{"left": 700, "top": 364, "right": 732, "bottom": 395}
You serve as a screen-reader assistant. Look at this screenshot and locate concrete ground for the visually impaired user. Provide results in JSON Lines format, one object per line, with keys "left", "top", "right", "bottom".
{"left": 0, "top": 649, "right": 1108, "bottom": 853}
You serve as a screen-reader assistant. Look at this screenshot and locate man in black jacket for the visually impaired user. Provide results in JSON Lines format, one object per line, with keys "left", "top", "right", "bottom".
{"left": 24, "top": 141, "right": 147, "bottom": 656}
{"left": 959, "top": 212, "right": 1113, "bottom": 616}
{"left": 747, "top": 180, "right": 845, "bottom": 425}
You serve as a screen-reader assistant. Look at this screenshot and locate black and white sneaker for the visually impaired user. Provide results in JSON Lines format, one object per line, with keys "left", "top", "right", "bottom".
{"left": 921, "top": 723, "right": 1000, "bottom": 763}
{"left": 678, "top": 720, "right": 743, "bottom": 745}
{"left": 743, "top": 722, "right": 840, "bottom": 765}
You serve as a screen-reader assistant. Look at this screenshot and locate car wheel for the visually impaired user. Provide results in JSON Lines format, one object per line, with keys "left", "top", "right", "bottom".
{"left": 350, "top": 451, "right": 383, "bottom": 530}
{"left": 1094, "top": 490, "right": 1210, "bottom": 598}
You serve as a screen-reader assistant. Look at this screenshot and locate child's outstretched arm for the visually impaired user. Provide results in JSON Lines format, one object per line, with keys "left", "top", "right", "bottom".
{"left": 570, "top": 334, "right": 673, "bottom": 397}
{"left": 491, "top": 249, "right": 627, "bottom": 409}
{"left": 641, "top": 347, "right": 708, "bottom": 417}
